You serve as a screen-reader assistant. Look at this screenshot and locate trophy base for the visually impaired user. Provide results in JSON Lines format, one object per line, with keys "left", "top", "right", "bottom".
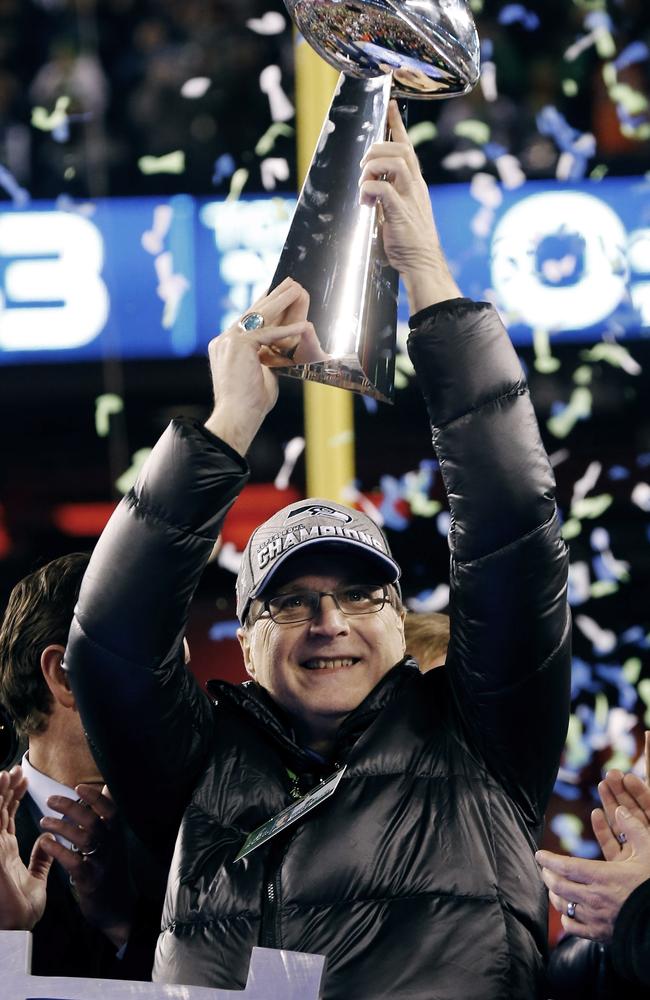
{"left": 280, "top": 355, "right": 394, "bottom": 404}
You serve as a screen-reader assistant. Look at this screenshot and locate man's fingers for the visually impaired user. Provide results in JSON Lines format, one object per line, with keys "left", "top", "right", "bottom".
{"left": 46, "top": 795, "right": 104, "bottom": 830}
{"left": 540, "top": 866, "right": 591, "bottom": 903}
{"left": 28, "top": 834, "right": 56, "bottom": 882}
{"left": 591, "top": 808, "right": 625, "bottom": 862}
{"left": 535, "top": 849, "right": 597, "bottom": 884}
{"left": 247, "top": 279, "right": 309, "bottom": 325}
{"left": 75, "top": 783, "right": 118, "bottom": 822}
{"left": 387, "top": 99, "right": 410, "bottom": 145}
{"left": 40, "top": 814, "right": 98, "bottom": 853}
{"left": 38, "top": 836, "right": 98, "bottom": 889}
{"left": 621, "top": 773, "right": 650, "bottom": 819}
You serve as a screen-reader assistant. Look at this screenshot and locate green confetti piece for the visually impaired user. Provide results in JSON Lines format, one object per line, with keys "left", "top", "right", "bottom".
{"left": 562, "top": 519, "right": 582, "bottom": 540}
{"left": 621, "top": 123, "right": 650, "bottom": 140}
{"left": 226, "top": 168, "right": 250, "bottom": 202}
{"left": 328, "top": 430, "right": 354, "bottom": 448}
{"left": 623, "top": 657, "right": 642, "bottom": 684}
{"left": 595, "top": 31, "right": 616, "bottom": 60}
{"left": 639, "top": 680, "right": 650, "bottom": 727}
{"left": 565, "top": 715, "right": 589, "bottom": 769}
{"left": 563, "top": 80, "right": 579, "bottom": 97}
{"left": 572, "top": 494, "right": 613, "bottom": 520}
{"left": 547, "top": 387, "right": 592, "bottom": 438}
{"left": 95, "top": 394, "right": 124, "bottom": 437}
{"left": 454, "top": 119, "right": 491, "bottom": 145}
{"left": 407, "top": 122, "right": 437, "bottom": 147}
{"left": 470, "top": 0, "right": 484, "bottom": 12}
{"left": 590, "top": 580, "right": 619, "bottom": 598}
{"left": 580, "top": 343, "right": 642, "bottom": 374}
{"left": 604, "top": 751, "right": 633, "bottom": 772}
{"left": 409, "top": 496, "right": 442, "bottom": 518}
{"left": 589, "top": 164, "right": 609, "bottom": 180}
{"left": 533, "top": 329, "right": 560, "bottom": 373}
{"left": 138, "top": 151, "right": 185, "bottom": 175}
{"left": 115, "top": 448, "right": 152, "bottom": 496}
{"left": 595, "top": 692, "right": 609, "bottom": 730}
{"left": 31, "top": 95, "right": 70, "bottom": 132}
{"left": 255, "top": 123, "right": 295, "bottom": 156}
{"left": 609, "top": 83, "right": 648, "bottom": 115}
{"left": 602, "top": 62, "right": 618, "bottom": 88}
{"left": 573, "top": 365, "right": 593, "bottom": 385}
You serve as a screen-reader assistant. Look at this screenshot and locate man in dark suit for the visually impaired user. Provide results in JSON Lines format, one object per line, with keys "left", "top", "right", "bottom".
{"left": 0, "top": 553, "right": 163, "bottom": 979}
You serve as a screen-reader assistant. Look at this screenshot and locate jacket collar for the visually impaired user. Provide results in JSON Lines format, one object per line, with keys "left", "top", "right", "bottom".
{"left": 206, "top": 657, "right": 419, "bottom": 766}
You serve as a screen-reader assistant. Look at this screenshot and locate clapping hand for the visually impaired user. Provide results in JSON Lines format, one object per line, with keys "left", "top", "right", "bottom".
{"left": 0, "top": 766, "right": 52, "bottom": 930}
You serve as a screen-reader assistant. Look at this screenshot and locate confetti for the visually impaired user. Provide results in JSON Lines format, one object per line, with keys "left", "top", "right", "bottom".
{"left": 547, "top": 387, "right": 592, "bottom": 438}
{"left": 441, "top": 150, "right": 487, "bottom": 171}
{"left": 154, "top": 251, "right": 190, "bottom": 329}
{"left": 212, "top": 153, "right": 236, "bottom": 186}
{"left": 614, "top": 41, "right": 650, "bottom": 72}
{"left": 141, "top": 204, "right": 173, "bottom": 256}
{"left": 115, "top": 449, "right": 152, "bottom": 496}
{"left": 572, "top": 495, "right": 614, "bottom": 520}
{"left": 631, "top": 482, "right": 650, "bottom": 512}
{"left": 498, "top": 5, "right": 540, "bottom": 30}
{"left": 407, "top": 585, "right": 450, "bottom": 613}
{"left": 180, "top": 77, "right": 211, "bottom": 99}
{"left": 255, "top": 123, "right": 295, "bottom": 157}
{"left": 246, "top": 12, "right": 286, "bottom": 35}
{"left": 533, "top": 329, "right": 560, "bottom": 373}
{"left": 260, "top": 157, "right": 290, "bottom": 190}
{"left": 274, "top": 437, "right": 305, "bottom": 490}
{"left": 407, "top": 122, "right": 438, "bottom": 148}
{"left": 31, "top": 95, "right": 70, "bottom": 133}
{"left": 208, "top": 620, "right": 240, "bottom": 641}
{"left": 572, "top": 461, "right": 602, "bottom": 506}
{"left": 259, "top": 65, "right": 294, "bottom": 123}
{"left": 0, "top": 165, "right": 29, "bottom": 207}
{"left": 138, "top": 151, "right": 186, "bottom": 175}
{"left": 575, "top": 614, "right": 617, "bottom": 655}
{"left": 226, "top": 168, "right": 250, "bottom": 202}
{"left": 94, "top": 394, "right": 124, "bottom": 437}
{"left": 454, "top": 119, "right": 491, "bottom": 145}
{"left": 580, "top": 343, "right": 642, "bottom": 375}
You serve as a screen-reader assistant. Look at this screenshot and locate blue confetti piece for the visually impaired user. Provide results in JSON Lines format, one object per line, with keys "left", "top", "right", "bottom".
{"left": 620, "top": 626, "right": 649, "bottom": 647}
{"left": 484, "top": 141, "right": 507, "bottom": 160}
{"left": 0, "top": 164, "right": 29, "bottom": 206}
{"left": 552, "top": 780, "right": 582, "bottom": 801}
{"left": 481, "top": 39, "right": 494, "bottom": 61}
{"left": 570, "top": 658, "right": 600, "bottom": 699}
{"left": 378, "top": 475, "right": 409, "bottom": 531}
{"left": 212, "top": 153, "right": 236, "bottom": 186}
{"left": 498, "top": 4, "right": 540, "bottom": 30}
{"left": 638, "top": 453, "right": 650, "bottom": 467}
{"left": 436, "top": 511, "right": 451, "bottom": 537}
{"left": 362, "top": 395, "right": 378, "bottom": 414}
{"left": 595, "top": 664, "right": 638, "bottom": 711}
{"left": 614, "top": 41, "right": 650, "bottom": 71}
{"left": 591, "top": 554, "right": 619, "bottom": 583}
{"left": 608, "top": 465, "right": 629, "bottom": 480}
{"left": 208, "top": 620, "right": 240, "bottom": 641}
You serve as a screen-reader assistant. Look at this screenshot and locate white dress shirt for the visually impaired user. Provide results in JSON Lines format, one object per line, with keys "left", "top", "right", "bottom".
{"left": 21, "top": 751, "right": 77, "bottom": 849}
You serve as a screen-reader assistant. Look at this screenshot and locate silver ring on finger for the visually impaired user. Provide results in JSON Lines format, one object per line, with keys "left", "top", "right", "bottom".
{"left": 238, "top": 312, "right": 265, "bottom": 332}
{"left": 567, "top": 900, "right": 577, "bottom": 919}
{"left": 617, "top": 832, "right": 627, "bottom": 844}
{"left": 80, "top": 845, "right": 99, "bottom": 858}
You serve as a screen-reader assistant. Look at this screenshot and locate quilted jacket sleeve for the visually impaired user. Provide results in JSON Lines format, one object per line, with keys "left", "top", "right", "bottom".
{"left": 65, "top": 418, "right": 249, "bottom": 850}
{"left": 408, "top": 299, "right": 571, "bottom": 826}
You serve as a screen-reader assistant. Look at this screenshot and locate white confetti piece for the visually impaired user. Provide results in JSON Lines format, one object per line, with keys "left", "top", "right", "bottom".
{"left": 572, "top": 461, "right": 602, "bottom": 506}
{"left": 259, "top": 65, "right": 294, "bottom": 123}
{"left": 141, "top": 204, "right": 173, "bottom": 256}
{"left": 631, "top": 482, "right": 650, "bottom": 512}
{"left": 246, "top": 12, "right": 286, "bottom": 35}
{"left": 274, "top": 437, "right": 305, "bottom": 490}
{"left": 180, "top": 77, "right": 211, "bottom": 99}
{"left": 575, "top": 614, "right": 617, "bottom": 654}
{"left": 260, "top": 157, "right": 290, "bottom": 190}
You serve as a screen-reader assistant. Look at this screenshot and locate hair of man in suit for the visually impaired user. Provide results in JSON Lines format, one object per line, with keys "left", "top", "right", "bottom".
{"left": 0, "top": 552, "right": 89, "bottom": 737}
{"left": 403, "top": 611, "right": 449, "bottom": 672}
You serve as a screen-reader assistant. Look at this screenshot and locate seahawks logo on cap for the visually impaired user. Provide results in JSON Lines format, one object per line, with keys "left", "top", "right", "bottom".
{"left": 286, "top": 504, "right": 352, "bottom": 524}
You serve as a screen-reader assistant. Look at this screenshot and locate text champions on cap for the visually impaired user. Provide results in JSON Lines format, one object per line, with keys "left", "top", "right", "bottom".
{"left": 256, "top": 525, "right": 386, "bottom": 570}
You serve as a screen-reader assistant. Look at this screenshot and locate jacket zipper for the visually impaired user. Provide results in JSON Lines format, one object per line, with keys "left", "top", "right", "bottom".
{"left": 260, "top": 838, "right": 287, "bottom": 948}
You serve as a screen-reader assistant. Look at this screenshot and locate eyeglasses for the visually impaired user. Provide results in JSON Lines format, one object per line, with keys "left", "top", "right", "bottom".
{"left": 252, "top": 584, "right": 389, "bottom": 625}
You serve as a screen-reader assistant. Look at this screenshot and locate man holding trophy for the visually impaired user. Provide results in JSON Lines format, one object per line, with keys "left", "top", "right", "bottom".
{"left": 64, "top": 96, "right": 571, "bottom": 998}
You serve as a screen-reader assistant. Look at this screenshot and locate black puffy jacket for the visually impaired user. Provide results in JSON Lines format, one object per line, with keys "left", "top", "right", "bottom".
{"left": 67, "top": 299, "right": 571, "bottom": 999}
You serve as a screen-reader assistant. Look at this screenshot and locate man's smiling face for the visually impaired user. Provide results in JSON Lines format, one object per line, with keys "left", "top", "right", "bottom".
{"left": 237, "top": 552, "right": 405, "bottom": 752}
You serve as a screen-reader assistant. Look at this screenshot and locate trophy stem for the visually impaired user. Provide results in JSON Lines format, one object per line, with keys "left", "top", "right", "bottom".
{"left": 271, "top": 72, "right": 398, "bottom": 402}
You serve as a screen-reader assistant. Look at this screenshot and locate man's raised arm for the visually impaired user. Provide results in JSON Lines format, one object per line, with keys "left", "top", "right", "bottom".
{"left": 66, "top": 280, "right": 315, "bottom": 849}
{"left": 361, "top": 101, "right": 571, "bottom": 825}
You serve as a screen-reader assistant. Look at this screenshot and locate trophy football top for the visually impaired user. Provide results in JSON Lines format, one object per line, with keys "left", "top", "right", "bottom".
{"left": 284, "top": 0, "right": 480, "bottom": 98}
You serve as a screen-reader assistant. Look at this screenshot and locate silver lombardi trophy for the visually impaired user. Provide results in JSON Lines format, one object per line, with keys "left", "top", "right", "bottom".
{"left": 271, "top": 0, "right": 481, "bottom": 402}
